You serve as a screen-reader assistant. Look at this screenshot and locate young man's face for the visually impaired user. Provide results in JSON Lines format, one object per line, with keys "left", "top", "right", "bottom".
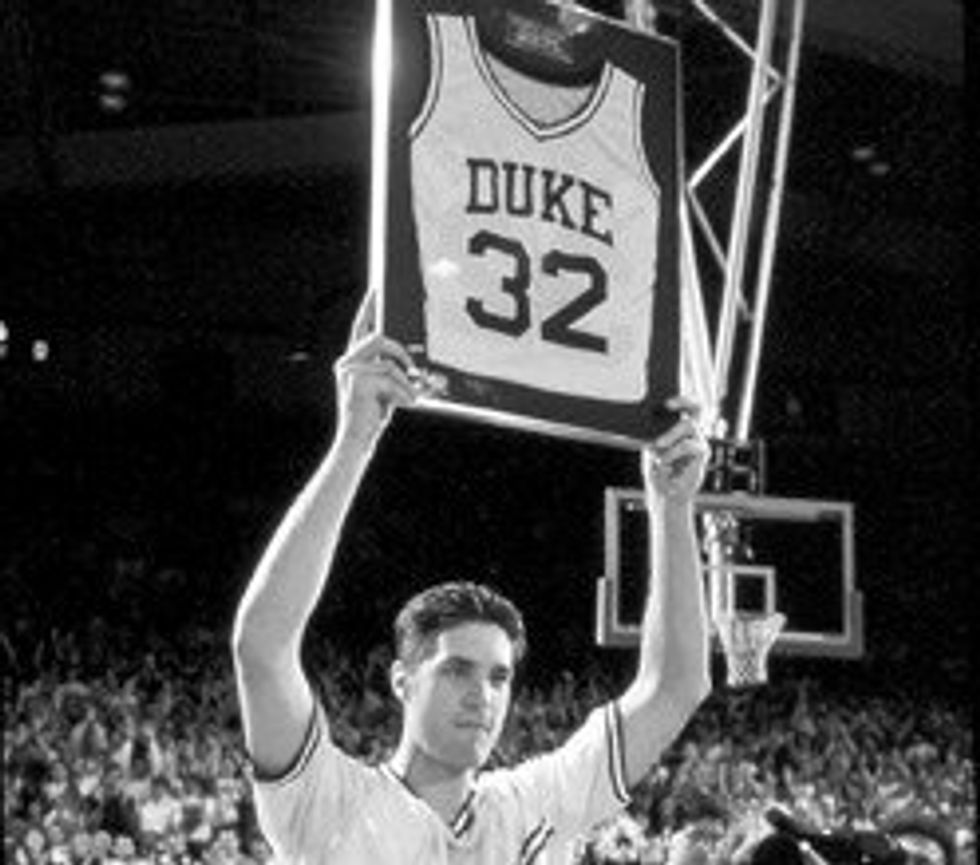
{"left": 396, "top": 621, "right": 515, "bottom": 772}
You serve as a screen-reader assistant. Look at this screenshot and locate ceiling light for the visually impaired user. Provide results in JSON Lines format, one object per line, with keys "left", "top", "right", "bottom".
{"left": 850, "top": 145, "right": 876, "bottom": 162}
{"left": 98, "top": 69, "right": 132, "bottom": 113}
{"left": 99, "top": 70, "right": 131, "bottom": 91}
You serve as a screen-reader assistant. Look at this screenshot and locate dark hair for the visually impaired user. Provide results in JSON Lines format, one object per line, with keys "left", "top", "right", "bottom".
{"left": 393, "top": 581, "right": 527, "bottom": 668}
{"left": 749, "top": 834, "right": 806, "bottom": 865}
{"left": 663, "top": 785, "right": 729, "bottom": 830}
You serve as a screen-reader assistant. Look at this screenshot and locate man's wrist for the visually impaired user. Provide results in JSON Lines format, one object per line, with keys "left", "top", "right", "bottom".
{"left": 646, "top": 489, "right": 697, "bottom": 516}
{"left": 334, "top": 417, "right": 384, "bottom": 455}
{"left": 331, "top": 438, "right": 380, "bottom": 477}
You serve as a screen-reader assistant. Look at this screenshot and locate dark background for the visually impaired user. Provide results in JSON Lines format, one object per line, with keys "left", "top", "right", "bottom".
{"left": 0, "top": 0, "right": 971, "bottom": 692}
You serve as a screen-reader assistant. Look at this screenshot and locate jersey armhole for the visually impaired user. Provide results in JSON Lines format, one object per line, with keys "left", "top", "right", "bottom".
{"left": 249, "top": 702, "right": 323, "bottom": 787}
{"left": 606, "top": 701, "right": 631, "bottom": 805}
{"left": 631, "top": 80, "right": 660, "bottom": 201}
{"left": 409, "top": 14, "right": 444, "bottom": 140}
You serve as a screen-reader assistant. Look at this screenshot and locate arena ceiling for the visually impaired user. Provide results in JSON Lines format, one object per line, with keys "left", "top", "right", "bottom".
{"left": 0, "top": 0, "right": 968, "bottom": 687}
{"left": 0, "top": 0, "right": 967, "bottom": 411}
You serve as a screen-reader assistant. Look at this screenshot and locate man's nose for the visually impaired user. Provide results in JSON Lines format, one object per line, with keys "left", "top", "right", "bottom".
{"left": 463, "top": 677, "right": 493, "bottom": 707}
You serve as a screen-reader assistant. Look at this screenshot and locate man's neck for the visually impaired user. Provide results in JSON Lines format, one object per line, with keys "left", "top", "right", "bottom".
{"left": 387, "top": 745, "right": 476, "bottom": 826}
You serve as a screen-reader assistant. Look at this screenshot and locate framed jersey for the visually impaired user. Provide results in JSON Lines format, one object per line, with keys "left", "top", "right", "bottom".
{"left": 369, "top": 0, "right": 684, "bottom": 448}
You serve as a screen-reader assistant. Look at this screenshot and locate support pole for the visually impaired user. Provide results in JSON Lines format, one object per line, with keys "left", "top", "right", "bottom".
{"left": 735, "top": 0, "right": 807, "bottom": 442}
{"left": 711, "top": 0, "right": 779, "bottom": 404}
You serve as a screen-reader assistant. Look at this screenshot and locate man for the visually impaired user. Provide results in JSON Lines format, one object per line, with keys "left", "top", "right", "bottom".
{"left": 232, "top": 329, "right": 711, "bottom": 863}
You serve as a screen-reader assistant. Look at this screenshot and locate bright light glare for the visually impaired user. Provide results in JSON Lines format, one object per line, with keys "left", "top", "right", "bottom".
{"left": 99, "top": 69, "right": 131, "bottom": 91}
{"left": 428, "top": 258, "right": 461, "bottom": 280}
{"left": 368, "top": 0, "right": 394, "bottom": 308}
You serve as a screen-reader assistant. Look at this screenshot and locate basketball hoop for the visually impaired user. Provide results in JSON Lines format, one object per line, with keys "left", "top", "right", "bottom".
{"left": 714, "top": 611, "right": 785, "bottom": 688}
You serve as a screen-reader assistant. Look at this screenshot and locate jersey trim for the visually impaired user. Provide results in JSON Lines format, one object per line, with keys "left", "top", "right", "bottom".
{"left": 379, "top": 762, "right": 416, "bottom": 797}
{"left": 379, "top": 762, "right": 478, "bottom": 838}
{"left": 249, "top": 703, "right": 321, "bottom": 786}
{"left": 409, "top": 14, "right": 444, "bottom": 140}
{"left": 464, "top": 15, "right": 613, "bottom": 141}
{"left": 450, "top": 789, "right": 477, "bottom": 837}
{"left": 631, "top": 81, "right": 659, "bottom": 199}
{"left": 519, "top": 817, "right": 556, "bottom": 865}
{"left": 606, "top": 702, "right": 630, "bottom": 804}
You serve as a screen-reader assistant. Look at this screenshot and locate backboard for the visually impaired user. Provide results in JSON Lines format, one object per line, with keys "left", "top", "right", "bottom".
{"left": 595, "top": 488, "right": 863, "bottom": 658}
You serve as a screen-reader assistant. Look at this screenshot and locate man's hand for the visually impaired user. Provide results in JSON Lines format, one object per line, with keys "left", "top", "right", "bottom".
{"left": 333, "top": 332, "right": 421, "bottom": 449}
{"left": 643, "top": 396, "right": 710, "bottom": 503}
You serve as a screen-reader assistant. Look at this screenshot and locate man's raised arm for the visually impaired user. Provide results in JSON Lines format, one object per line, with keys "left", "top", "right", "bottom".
{"left": 618, "top": 397, "right": 712, "bottom": 787}
{"left": 231, "top": 332, "right": 419, "bottom": 778}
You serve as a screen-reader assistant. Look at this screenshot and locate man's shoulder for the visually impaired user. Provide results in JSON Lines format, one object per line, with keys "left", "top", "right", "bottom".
{"left": 477, "top": 704, "right": 614, "bottom": 782}
{"left": 476, "top": 761, "right": 532, "bottom": 798}
{"left": 250, "top": 702, "right": 388, "bottom": 793}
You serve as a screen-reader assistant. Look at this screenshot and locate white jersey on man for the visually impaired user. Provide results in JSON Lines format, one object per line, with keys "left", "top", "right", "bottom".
{"left": 410, "top": 14, "right": 661, "bottom": 401}
{"left": 252, "top": 701, "right": 630, "bottom": 864}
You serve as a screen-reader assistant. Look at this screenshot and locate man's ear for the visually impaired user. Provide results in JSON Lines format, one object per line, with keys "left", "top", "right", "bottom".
{"left": 390, "top": 659, "right": 409, "bottom": 702}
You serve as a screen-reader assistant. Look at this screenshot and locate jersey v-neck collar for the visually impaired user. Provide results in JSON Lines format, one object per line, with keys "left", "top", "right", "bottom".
{"left": 463, "top": 16, "right": 612, "bottom": 141}
{"left": 379, "top": 762, "right": 479, "bottom": 840}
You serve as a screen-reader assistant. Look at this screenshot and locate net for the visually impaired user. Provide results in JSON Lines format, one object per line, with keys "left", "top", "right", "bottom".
{"left": 714, "top": 611, "right": 786, "bottom": 688}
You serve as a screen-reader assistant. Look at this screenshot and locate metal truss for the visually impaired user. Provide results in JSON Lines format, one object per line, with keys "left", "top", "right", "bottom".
{"left": 627, "top": 0, "right": 808, "bottom": 446}
{"left": 593, "top": 1, "right": 865, "bottom": 663}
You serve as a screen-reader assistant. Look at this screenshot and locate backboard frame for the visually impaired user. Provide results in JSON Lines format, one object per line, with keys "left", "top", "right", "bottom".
{"left": 595, "top": 488, "right": 864, "bottom": 658}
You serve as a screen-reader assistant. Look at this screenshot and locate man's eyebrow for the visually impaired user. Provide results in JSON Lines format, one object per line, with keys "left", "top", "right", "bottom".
{"left": 439, "top": 656, "right": 513, "bottom": 676}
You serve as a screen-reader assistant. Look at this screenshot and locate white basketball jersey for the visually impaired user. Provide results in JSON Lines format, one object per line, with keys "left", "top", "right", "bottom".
{"left": 410, "top": 15, "right": 660, "bottom": 402}
{"left": 252, "top": 702, "right": 630, "bottom": 865}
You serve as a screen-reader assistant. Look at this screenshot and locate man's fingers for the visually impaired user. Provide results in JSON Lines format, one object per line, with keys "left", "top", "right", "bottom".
{"left": 339, "top": 358, "right": 413, "bottom": 392}
{"left": 650, "top": 436, "right": 707, "bottom": 474}
{"left": 665, "top": 395, "right": 702, "bottom": 419}
{"left": 644, "top": 405, "right": 710, "bottom": 496}
{"left": 652, "top": 415, "right": 703, "bottom": 454}
{"left": 338, "top": 332, "right": 417, "bottom": 377}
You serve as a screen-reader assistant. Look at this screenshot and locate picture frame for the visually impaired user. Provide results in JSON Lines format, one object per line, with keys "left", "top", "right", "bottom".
{"left": 368, "top": 0, "right": 685, "bottom": 449}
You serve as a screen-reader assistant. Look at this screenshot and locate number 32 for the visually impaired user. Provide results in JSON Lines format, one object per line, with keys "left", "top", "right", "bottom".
{"left": 465, "top": 229, "right": 608, "bottom": 354}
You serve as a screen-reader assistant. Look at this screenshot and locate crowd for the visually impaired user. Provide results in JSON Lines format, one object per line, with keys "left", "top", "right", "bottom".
{"left": 3, "top": 587, "right": 974, "bottom": 865}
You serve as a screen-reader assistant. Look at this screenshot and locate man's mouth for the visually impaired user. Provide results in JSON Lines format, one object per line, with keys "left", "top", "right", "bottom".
{"left": 455, "top": 719, "right": 491, "bottom": 733}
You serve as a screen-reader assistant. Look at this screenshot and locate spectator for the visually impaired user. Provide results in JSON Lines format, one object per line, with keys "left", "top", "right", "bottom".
{"left": 138, "top": 777, "right": 182, "bottom": 849}
{"left": 91, "top": 831, "right": 113, "bottom": 865}
{"left": 43, "top": 824, "right": 71, "bottom": 865}
{"left": 178, "top": 775, "right": 218, "bottom": 859}
{"left": 68, "top": 830, "right": 98, "bottom": 865}
{"left": 92, "top": 765, "right": 140, "bottom": 841}
{"left": 70, "top": 706, "right": 109, "bottom": 762}
{"left": 105, "top": 835, "right": 138, "bottom": 865}
{"left": 2, "top": 575, "right": 973, "bottom": 865}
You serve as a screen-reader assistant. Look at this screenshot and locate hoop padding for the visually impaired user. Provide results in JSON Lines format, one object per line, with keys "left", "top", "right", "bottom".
{"left": 714, "top": 612, "right": 786, "bottom": 688}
